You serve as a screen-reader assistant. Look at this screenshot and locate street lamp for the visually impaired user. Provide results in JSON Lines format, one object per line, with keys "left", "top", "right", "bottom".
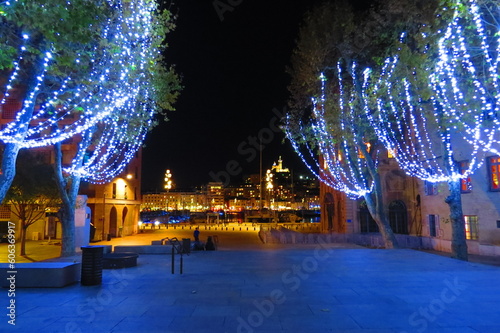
{"left": 266, "top": 169, "right": 273, "bottom": 209}
{"left": 164, "top": 169, "right": 173, "bottom": 211}
{"left": 164, "top": 169, "right": 173, "bottom": 190}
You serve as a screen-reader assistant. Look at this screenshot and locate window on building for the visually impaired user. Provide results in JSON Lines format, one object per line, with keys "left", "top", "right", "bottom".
{"left": 358, "top": 142, "right": 371, "bottom": 159}
{"left": 464, "top": 215, "right": 478, "bottom": 240}
{"left": 1, "top": 99, "right": 21, "bottom": 119}
{"left": 0, "top": 205, "right": 11, "bottom": 219}
{"left": 459, "top": 160, "right": 472, "bottom": 193}
{"left": 428, "top": 214, "right": 439, "bottom": 237}
{"left": 487, "top": 156, "right": 500, "bottom": 191}
{"left": 423, "top": 168, "right": 438, "bottom": 195}
{"left": 424, "top": 180, "right": 438, "bottom": 196}
{"left": 112, "top": 183, "right": 117, "bottom": 199}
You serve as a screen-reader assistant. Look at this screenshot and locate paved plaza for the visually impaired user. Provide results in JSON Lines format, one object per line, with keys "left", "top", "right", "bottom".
{"left": 1, "top": 227, "right": 500, "bottom": 332}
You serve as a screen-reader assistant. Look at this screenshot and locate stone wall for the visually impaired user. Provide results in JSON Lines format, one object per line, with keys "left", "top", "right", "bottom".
{"left": 259, "top": 228, "right": 500, "bottom": 256}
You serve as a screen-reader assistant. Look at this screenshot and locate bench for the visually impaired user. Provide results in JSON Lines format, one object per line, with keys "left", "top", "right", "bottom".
{"left": 114, "top": 245, "right": 172, "bottom": 254}
{"left": 151, "top": 238, "right": 170, "bottom": 245}
{"left": 102, "top": 252, "right": 138, "bottom": 269}
{"left": 0, "top": 262, "right": 81, "bottom": 288}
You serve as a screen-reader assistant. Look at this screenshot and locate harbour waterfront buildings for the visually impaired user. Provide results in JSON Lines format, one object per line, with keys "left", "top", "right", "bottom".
{"left": 141, "top": 158, "right": 320, "bottom": 214}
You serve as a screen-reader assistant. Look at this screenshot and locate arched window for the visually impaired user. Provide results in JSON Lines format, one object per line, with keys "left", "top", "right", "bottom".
{"left": 109, "top": 206, "right": 118, "bottom": 237}
{"left": 388, "top": 200, "right": 408, "bottom": 234}
{"left": 324, "top": 193, "right": 335, "bottom": 231}
{"left": 359, "top": 201, "right": 378, "bottom": 233}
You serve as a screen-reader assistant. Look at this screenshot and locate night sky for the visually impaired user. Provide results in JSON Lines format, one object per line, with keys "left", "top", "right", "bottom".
{"left": 141, "top": 0, "right": 328, "bottom": 192}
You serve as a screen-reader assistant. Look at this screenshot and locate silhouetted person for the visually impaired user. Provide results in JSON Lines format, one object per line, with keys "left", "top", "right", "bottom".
{"left": 194, "top": 227, "right": 200, "bottom": 242}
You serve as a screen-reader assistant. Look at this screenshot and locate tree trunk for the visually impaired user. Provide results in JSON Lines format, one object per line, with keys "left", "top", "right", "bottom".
{"left": 364, "top": 190, "right": 399, "bottom": 249}
{"left": 442, "top": 131, "right": 468, "bottom": 261}
{"left": 360, "top": 139, "right": 398, "bottom": 249}
{"left": 54, "top": 142, "right": 84, "bottom": 257}
{"left": 54, "top": 143, "right": 76, "bottom": 257}
{"left": 446, "top": 178, "right": 468, "bottom": 261}
{"left": 19, "top": 205, "right": 27, "bottom": 256}
{"left": 20, "top": 225, "right": 27, "bottom": 257}
{"left": 59, "top": 201, "right": 76, "bottom": 257}
{"left": 349, "top": 69, "right": 398, "bottom": 249}
{"left": 0, "top": 143, "right": 21, "bottom": 204}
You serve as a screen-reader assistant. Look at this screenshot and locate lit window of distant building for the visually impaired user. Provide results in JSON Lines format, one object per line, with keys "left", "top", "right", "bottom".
{"left": 487, "top": 156, "right": 500, "bottom": 191}
{"left": 464, "top": 215, "right": 478, "bottom": 240}
{"left": 459, "top": 160, "right": 472, "bottom": 193}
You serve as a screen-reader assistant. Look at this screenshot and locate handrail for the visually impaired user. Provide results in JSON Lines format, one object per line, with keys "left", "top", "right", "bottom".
{"left": 169, "top": 237, "right": 182, "bottom": 253}
{"left": 168, "top": 237, "right": 189, "bottom": 274}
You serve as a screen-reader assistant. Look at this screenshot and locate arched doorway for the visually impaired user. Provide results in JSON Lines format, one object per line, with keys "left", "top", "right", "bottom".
{"left": 359, "top": 201, "right": 378, "bottom": 233}
{"left": 389, "top": 200, "right": 408, "bottom": 234}
{"left": 109, "top": 206, "right": 118, "bottom": 237}
{"left": 121, "top": 207, "right": 128, "bottom": 237}
{"left": 324, "top": 193, "right": 335, "bottom": 231}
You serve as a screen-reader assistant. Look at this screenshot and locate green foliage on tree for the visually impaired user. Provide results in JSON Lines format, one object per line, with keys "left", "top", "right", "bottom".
{"left": 0, "top": 0, "right": 109, "bottom": 71}
{"left": 0, "top": 0, "right": 112, "bottom": 206}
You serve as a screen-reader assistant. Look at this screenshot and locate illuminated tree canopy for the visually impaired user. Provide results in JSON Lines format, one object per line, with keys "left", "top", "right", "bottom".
{"left": 0, "top": 0, "right": 180, "bottom": 202}
{"left": 362, "top": 0, "right": 500, "bottom": 260}
{"left": 286, "top": 0, "right": 499, "bottom": 259}
{"left": 1, "top": 0, "right": 181, "bottom": 256}
{"left": 431, "top": 0, "right": 500, "bottom": 155}
{"left": 285, "top": 0, "right": 412, "bottom": 249}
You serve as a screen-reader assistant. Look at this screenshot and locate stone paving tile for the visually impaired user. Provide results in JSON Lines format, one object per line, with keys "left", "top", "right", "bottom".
{"left": 109, "top": 317, "right": 171, "bottom": 333}
{"left": 280, "top": 314, "right": 361, "bottom": 330}
{"left": 350, "top": 311, "right": 422, "bottom": 330}
{"left": 143, "top": 304, "right": 196, "bottom": 317}
{"left": 43, "top": 316, "right": 125, "bottom": 332}
{"left": 436, "top": 310, "right": 500, "bottom": 327}
{"left": 413, "top": 328, "right": 480, "bottom": 333}
{"left": 191, "top": 305, "right": 240, "bottom": 317}
{"left": 471, "top": 326, "right": 500, "bottom": 333}
{"left": 168, "top": 315, "right": 226, "bottom": 331}
{"left": 225, "top": 315, "right": 283, "bottom": 332}
{"left": 333, "top": 328, "right": 401, "bottom": 333}
{"left": 8, "top": 316, "right": 59, "bottom": 332}
{"left": 174, "top": 295, "right": 233, "bottom": 306}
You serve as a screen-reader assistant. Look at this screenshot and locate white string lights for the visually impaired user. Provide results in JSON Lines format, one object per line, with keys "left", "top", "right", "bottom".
{"left": 365, "top": 0, "right": 497, "bottom": 183}
{"left": 285, "top": 65, "right": 376, "bottom": 199}
{"left": 430, "top": 0, "right": 500, "bottom": 155}
{"left": 63, "top": 0, "right": 160, "bottom": 184}
{"left": 0, "top": 0, "right": 157, "bottom": 147}
{"left": 287, "top": 0, "right": 500, "bottom": 193}
{"left": 1, "top": 0, "right": 164, "bottom": 184}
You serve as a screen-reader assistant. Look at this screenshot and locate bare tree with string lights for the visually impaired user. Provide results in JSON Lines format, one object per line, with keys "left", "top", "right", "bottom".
{"left": 364, "top": 0, "right": 500, "bottom": 260}
{"left": 0, "top": 0, "right": 111, "bottom": 203}
{"left": 52, "top": 0, "right": 180, "bottom": 257}
{"left": 285, "top": 62, "right": 399, "bottom": 249}
{"left": 285, "top": 0, "right": 444, "bottom": 249}
{"left": 0, "top": 0, "right": 181, "bottom": 257}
